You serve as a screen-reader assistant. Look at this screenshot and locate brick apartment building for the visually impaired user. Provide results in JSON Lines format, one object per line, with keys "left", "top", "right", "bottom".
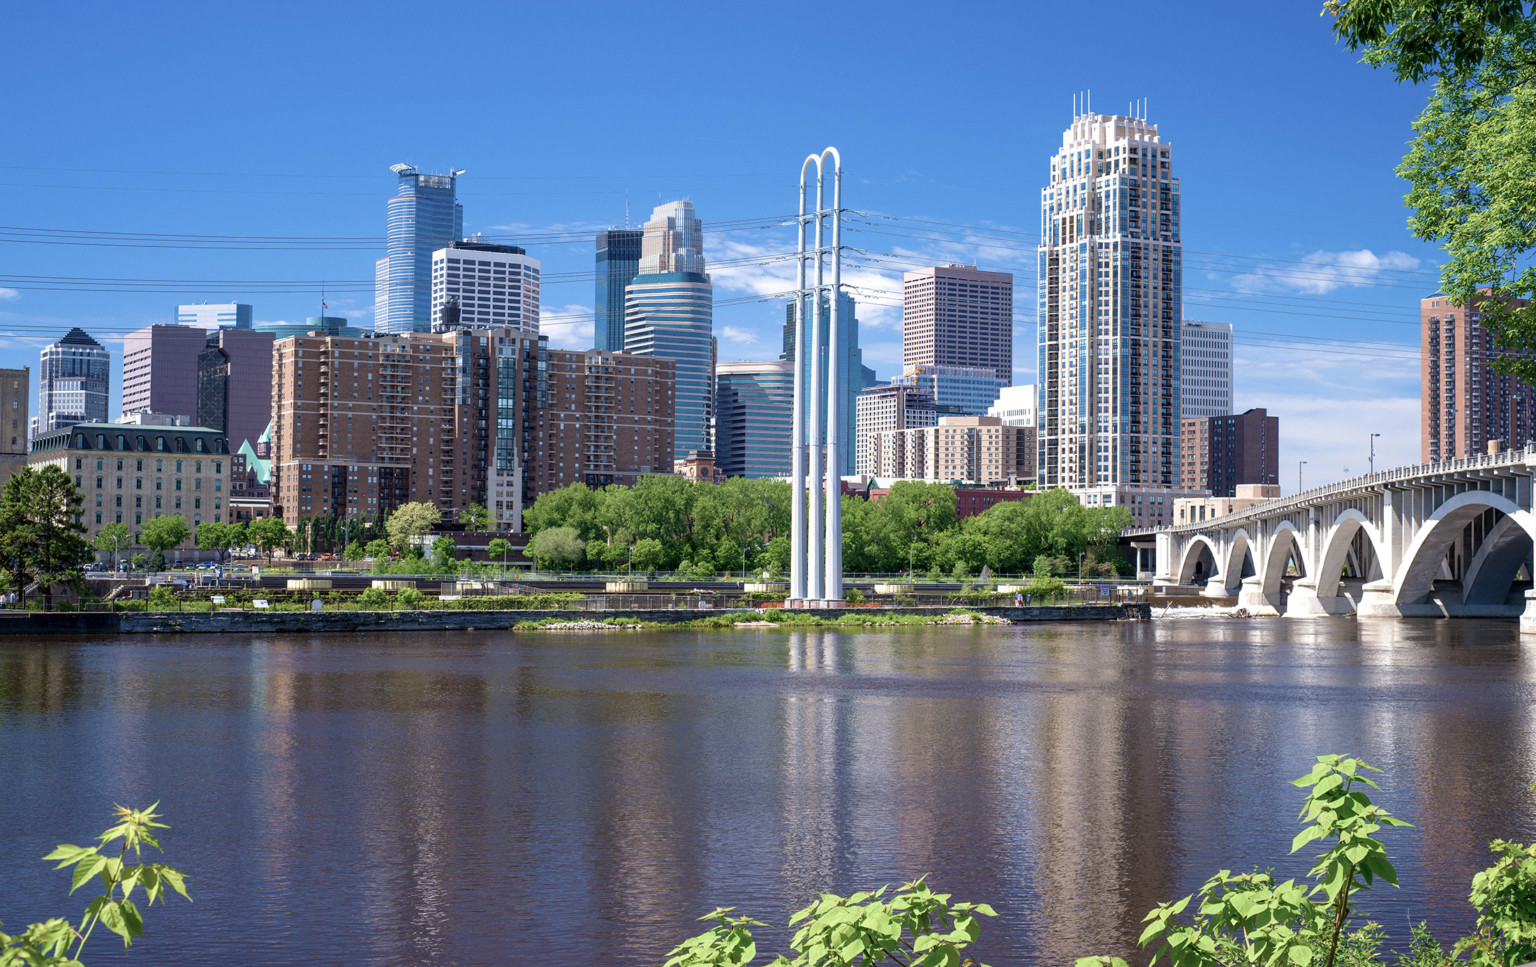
{"left": 872, "top": 416, "right": 1032, "bottom": 486}
{"left": 270, "top": 327, "right": 673, "bottom": 530}
{"left": 1422, "top": 292, "right": 1536, "bottom": 461}
{"left": 1179, "top": 407, "right": 1279, "bottom": 497}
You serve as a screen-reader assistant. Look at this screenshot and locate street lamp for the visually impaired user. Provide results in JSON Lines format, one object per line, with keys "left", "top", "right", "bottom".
{"left": 1369, "top": 433, "right": 1381, "bottom": 474}
{"left": 627, "top": 543, "right": 633, "bottom": 578}
{"left": 908, "top": 544, "right": 916, "bottom": 581}
{"left": 1298, "top": 460, "right": 1308, "bottom": 493}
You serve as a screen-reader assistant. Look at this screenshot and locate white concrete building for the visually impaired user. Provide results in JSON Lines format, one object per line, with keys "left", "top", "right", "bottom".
{"left": 1180, "top": 320, "right": 1233, "bottom": 419}
{"left": 854, "top": 384, "right": 941, "bottom": 476}
{"left": 430, "top": 240, "right": 540, "bottom": 333}
{"left": 988, "top": 384, "right": 1037, "bottom": 427}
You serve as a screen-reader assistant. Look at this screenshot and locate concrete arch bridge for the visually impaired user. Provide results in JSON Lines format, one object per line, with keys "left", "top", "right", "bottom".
{"left": 1154, "top": 447, "right": 1536, "bottom": 631}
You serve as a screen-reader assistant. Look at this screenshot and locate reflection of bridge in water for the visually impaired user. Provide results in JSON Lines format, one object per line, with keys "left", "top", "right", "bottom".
{"left": 1154, "top": 446, "right": 1536, "bottom": 632}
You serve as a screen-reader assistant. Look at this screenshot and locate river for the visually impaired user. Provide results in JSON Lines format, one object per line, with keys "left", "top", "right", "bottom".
{"left": 1, "top": 617, "right": 1533, "bottom": 966}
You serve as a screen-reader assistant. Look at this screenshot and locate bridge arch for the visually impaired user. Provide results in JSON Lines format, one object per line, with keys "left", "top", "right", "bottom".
{"left": 1394, "top": 491, "right": 1536, "bottom": 607}
{"left": 1462, "top": 515, "right": 1534, "bottom": 606}
{"left": 1220, "top": 529, "right": 1256, "bottom": 592}
{"left": 1261, "top": 520, "right": 1307, "bottom": 597}
{"left": 1315, "top": 509, "right": 1386, "bottom": 599}
{"left": 1177, "top": 535, "right": 1220, "bottom": 586}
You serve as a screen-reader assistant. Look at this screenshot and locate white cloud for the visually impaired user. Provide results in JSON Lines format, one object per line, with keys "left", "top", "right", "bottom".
{"left": 1230, "top": 249, "right": 1423, "bottom": 295}
{"left": 542, "top": 303, "right": 593, "bottom": 350}
{"left": 718, "top": 325, "right": 758, "bottom": 345}
{"left": 1234, "top": 345, "right": 1422, "bottom": 492}
{"left": 0, "top": 288, "right": 18, "bottom": 301}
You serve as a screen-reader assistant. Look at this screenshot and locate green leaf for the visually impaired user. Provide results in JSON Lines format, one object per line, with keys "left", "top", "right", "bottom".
{"left": 69, "top": 855, "right": 108, "bottom": 895}
{"left": 1289, "top": 944, "right": 1315, "bottom": 966}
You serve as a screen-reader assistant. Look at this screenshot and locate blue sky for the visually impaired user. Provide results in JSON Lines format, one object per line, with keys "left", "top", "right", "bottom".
{"left": 1, "top": 0, "right": 1440, "bottom": 489}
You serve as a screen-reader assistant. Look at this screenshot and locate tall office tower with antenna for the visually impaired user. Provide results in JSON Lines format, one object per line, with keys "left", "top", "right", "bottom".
{"left": 374, "top": 164, "right": 464, "bottom": 334}
{"left": 624, "top": 200, "right": 714, "bottom": 458}
{"left": 1036, "top": 102, "right": 1193, "bottom": 528}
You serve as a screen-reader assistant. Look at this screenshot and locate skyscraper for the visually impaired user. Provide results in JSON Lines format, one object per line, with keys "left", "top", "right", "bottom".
{"left": 1037, "top": 109, "right": 1183, "bottom": 494}
{"left": 201, "top": 327, "right": 275, "bottom": 451}
{"left": 430, "top": 240, "right": 540, "bottom": 332}
{"left": 1180, "top": 320, "right": 1234, "bottom": 419}
{"left": 34, "top": 328, "right": 110, "bottom": 439}
{"left": 177, "top": 302, "right": 252, "bottom": 329}
{"left": 891, "top": 363, "right": 1007, "bottom": 417}
{"left": 122, "top": 324, "right": 206, "bottom": 419}
{"left": 375, "top": 164, "right": 464, "bottom": 334}
{"left": 624, "top": 200, "right": 714, "bottom": 458}
{"left": 1180, "top": 408, "right": 1279, "bottom": 497}
{"left": 714, "top": 360, "right": 794, "bottom": 478}
{"left": 596, "top": 229, "right": 643, "bottom": 351}
{"left": 1422, "top": 291, "right": 1536, "bottom": 460}
{"left": 902, "top": 265, "right": 1013, "bottom": 382}
{"left": 781, "top": 290, "right": 874, "bottom": 475}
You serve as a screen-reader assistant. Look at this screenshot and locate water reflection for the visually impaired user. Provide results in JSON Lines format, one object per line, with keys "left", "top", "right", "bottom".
{"left": 2, "top": 619, "right": 1536, "bottom": 966}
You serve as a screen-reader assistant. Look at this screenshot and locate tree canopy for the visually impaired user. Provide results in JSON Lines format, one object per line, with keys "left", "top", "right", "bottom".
{"left": 385, "top": 502, "right": 440, "bottom": 550}
{"left": 1331, "top": 0, "right": 1536, "bottom": 378}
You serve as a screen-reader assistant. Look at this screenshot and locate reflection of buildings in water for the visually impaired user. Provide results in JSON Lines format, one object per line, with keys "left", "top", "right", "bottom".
{"left": 780, "top": 632, "right": 850, "bottom": 900}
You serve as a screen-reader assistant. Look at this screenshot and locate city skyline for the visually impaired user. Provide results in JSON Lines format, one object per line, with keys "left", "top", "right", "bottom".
{"left": 1, "top": 1, "right": 1443, "bottom": 491}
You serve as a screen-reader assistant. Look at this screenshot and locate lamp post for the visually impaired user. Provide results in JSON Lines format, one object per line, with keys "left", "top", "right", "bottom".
{"left": 1369, "top": 433, "right": 1381, "bottom": 473}
{"left": 627, "top": 543, "right": 633, "bottom": 579}
{"left": 1298, "top": 460, "right": 1308, "bottom": 492}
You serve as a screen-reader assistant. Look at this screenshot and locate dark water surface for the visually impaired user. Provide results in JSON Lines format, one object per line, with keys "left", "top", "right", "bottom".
{"left": 2, "top": 618, "right": 1534, "bottom": 966}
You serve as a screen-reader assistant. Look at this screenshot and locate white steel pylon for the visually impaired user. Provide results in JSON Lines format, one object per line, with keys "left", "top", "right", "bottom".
{"left": 789, "top": 147, "right": 843, "bottom": 607}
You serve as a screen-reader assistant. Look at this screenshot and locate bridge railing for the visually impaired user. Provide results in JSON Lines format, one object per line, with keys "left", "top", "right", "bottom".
{"left": 1159, "top": 444, "right": 1536, "bottom": 535}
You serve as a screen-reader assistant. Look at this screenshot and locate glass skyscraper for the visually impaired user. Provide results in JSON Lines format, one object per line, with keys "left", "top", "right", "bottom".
{"left": 624, "top": 201, "right": 713, "bottom": 458}
{"left": 714, "top": 360, "right": 794, "bottom": 478}
{"left": 375, "top": 165, "right": 464, "bottom": 334}
{"left": 781, "top": 290, "right": 874, "bottom": 476}
{"left": 595, "top": 229, "right": 642, "bottom": 351}
{"left": 33, "top": 327, "right": 110, "bottom": 439}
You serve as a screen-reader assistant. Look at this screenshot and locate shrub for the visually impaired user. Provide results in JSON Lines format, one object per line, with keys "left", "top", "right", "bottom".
{"left": 357, "top": 587, "right": 389, "bottom": 609}
{"left": 396, "top": 586, "right": 424, "bottom": 609}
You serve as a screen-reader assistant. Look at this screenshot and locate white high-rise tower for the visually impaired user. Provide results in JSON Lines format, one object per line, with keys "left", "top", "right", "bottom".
{"left": 1037, "top": 106, "right": 1183, "bottom": 496}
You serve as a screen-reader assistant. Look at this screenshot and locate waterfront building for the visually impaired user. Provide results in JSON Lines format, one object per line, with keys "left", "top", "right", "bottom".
{"left": 781, "top": 290, "right": 874, "bottom": 475}
{"left": 1422, "top": 292, "right": 1536, "bottom": 460}
{"left": 430, "top": 239, "right": 540, "bottom": 333}
{"left": 270, "top": 329, "right": 672, "bottom": 530}
{"left": 28, "top": 413, "right": 230, "bottom": 554}
{"left": 854, "top": 383, "right": 949, "bottom": 476}
{"left": 714, "top": 360, "right": 794, "bottom": 478}
{"left": 176, "top": 302, "right": 252, "bottom": 330}
{"left": 1174, "top": 483, "right": 1282, "bottom": 526}
{"left": 375, "top": 164, "right": 464, "bottom": 334}
{"left": 0, "top": 368, "right": 27, "bottom": 481}
{"left": 873, "top": 415, "right": 1029, "bottom": 485}
{"left": 1037, "top": 109, "right": 1184, "bottom": 499}
{"left": 624, "top": 201, "right": 713, "bottom": 458}
{"left": 1074, "top": 483, "right": 1208, "bottom": 530}
{"left": 903, "top": 264, "right": 1012, "bottom": 382}
{"left": 595, "top": 229, "right": 643, "bottom": 351}
{"left": 33, "top": 328, "right": 110, "bottom": 439}
{"left": 1179, "top": 407, "right": 1279, "bottom": 497}
{"left": 1180, "top": 320, "right": 1234, "bottom": 419}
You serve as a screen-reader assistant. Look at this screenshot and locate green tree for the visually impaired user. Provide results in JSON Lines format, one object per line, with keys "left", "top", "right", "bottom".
{"left": 357, "top": 587, "right": 388, "bottom": 609}
{"left": 1330, "top": 1, "right": 1536, "bottom": 380}
{"left": 94, "top": 521, "right": 133, "bottom": 570}
{"left": 247, "top": 517, "right": 291, "bottom": 565}
{"left": 0, "top": 803, "right": 190, "bottom": 963}
{"left": 0, "top": 466, "right": 93, "bottom": 608}
{"left": 364, "top": 538, "right": 390, "bottom": 561}
{"left": 385, "top": 501, "right": 440, "bottom": 551}
{"left": 486, "top": 537, "right": 512, "bottom": 569}
{"left": 342, "top": 541, "right": 364, "bottom": 563}
{"left": 139, "top": 516, "right": 190, "bottom": 571}
{"left": 526, "top": 525, "right": 584, "bottom": 571}
{"left": 630, "top": 537, "right": 666, "bottom": 575}
{"left": 194, "top": 520, "right": 230, "bottom": 563}
{"left": 458, "top": 503, "right": 490, "bottom": 531}
{"left": 430, "top": 535, "right": 457, "bottom": 566}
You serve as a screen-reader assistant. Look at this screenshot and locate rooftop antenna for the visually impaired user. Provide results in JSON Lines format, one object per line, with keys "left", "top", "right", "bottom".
{"left": 1087, "top": 88, "right": 1091, "bottom": 116}
{"left": 625, "top": 190, "right": 630, "bottom": 229}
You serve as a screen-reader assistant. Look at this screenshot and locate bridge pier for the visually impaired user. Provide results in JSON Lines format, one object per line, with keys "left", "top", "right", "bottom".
{"left": 1355, "top": 579, "right": 1401, "bottom": 618}
{"left": 1203, "top": 576, "right": 1234, "bottom": 598}
{"left": 1236, "top": 576, "right": 1279, "bottom": 615}
{"left": 1520, "top": 591, "right": 1536, "bottom": 635}
{"left": 1284, "top": 580, "right": 1343, "bottom": 616}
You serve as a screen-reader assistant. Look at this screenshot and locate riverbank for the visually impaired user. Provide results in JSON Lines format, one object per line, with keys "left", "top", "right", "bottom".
{"left": 0, "top": 602, "right": 1150, "bottom": 635}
